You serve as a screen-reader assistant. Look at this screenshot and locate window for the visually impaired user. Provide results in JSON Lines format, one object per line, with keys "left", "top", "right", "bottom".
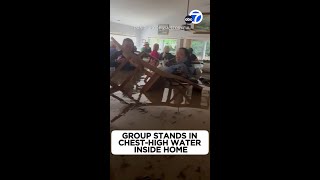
{"left": 148, "top": 38, "right": 159, "bottom": 50}
{"left": 148, "top": 38, "right": 177, "bottom": 54}
{"left": 205, "top": 41, "right": 210, "bottom": 60}
{"left": 163, "top": 39, "right": 177, "bottom": 54}
{"left": 110, "top": 33, "right": 137, "bottom": 46}
{"left": 191, "top": 40, "right": 210, "bottom": 60}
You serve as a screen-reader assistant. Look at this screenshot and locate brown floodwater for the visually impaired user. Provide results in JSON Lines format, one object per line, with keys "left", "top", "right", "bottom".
{"left": 110, "top": 76, "right": 210, "bottom": 180}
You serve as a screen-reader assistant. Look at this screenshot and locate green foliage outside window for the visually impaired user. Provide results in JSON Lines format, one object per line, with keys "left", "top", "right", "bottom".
{"left": 148, "top": 38, "right": 177, "bottom": 54}
{"left": 206, "top": 41, "right": 210, "bottom": 57}
{"left": 146, "top": 38, "right": 210, "bottom": 60}
{"left": 191, "top": 41, "right": 205, "bottom": 59}
{"left": 191, "top": 40, "right": 210, "bottom": 60}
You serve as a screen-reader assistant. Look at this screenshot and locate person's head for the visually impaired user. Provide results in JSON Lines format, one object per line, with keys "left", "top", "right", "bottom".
{"left": 122, "top": 38, "right": 134, "bottom": 52}
{"left": 153, "top": 43, "right": 159, "bottom": 51}
{"left": 110, "top": 41, "right": 116, "bottom": 48}
{"left": 176, "top": 48, "right": 189, "bottom": 62}
{"left": 144, "top": 42, "right": 150, "bottom": 48}
{"left": 188, "top": 48, "right": 193, "bottom": 54}
{"left": 163, "top": 46, "right": 170, "bottom": 53}
{"left": 134, "top": 46, "right": 137, "bottom": 52}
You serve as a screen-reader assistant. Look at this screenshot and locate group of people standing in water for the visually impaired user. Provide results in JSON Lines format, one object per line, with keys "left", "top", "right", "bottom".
{"left": 110, "top": 39, "right": 200, "bottom": 97}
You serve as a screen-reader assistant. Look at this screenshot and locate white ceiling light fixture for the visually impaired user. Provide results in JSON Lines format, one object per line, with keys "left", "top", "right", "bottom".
{"left": 181, "top": 0, "right": 194, "bottom": 31}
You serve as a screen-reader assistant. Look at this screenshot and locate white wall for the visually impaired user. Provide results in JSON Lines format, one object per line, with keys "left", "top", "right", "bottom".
{"left": 110, "top": 22, "right": 143, "bottom": 47}
{"left": 110, "top": 21, "right": 137, "bottom": 36}
{"left": 110, "top": 21, "right": 210, "bottom": 51}
{"left": 139, "top": 27, "right": 210, "bottom": 55}
{"left": 140, "top": 26, "right": 210, "bottom": 43}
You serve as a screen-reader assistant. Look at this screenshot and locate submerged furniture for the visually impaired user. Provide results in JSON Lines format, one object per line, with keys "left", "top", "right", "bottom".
{"left": 110, "top": 37, "right": 204, "bottom": 107}
{"left": 140, "top": 82, "right": 209, "bottom": 109}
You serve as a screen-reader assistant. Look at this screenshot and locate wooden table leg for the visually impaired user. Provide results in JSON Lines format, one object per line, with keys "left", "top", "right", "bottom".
{"left": 141, "top": 74, "right": 160, "bottom": 93}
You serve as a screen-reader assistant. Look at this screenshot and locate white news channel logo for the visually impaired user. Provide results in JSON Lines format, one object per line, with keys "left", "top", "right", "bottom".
{"left": 189, "top": 10, "right": 203, "bottom": 24}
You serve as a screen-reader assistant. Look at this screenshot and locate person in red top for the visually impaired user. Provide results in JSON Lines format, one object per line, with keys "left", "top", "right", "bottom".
{"left": 149, "top": 43, "right": 160, "bottom": 67}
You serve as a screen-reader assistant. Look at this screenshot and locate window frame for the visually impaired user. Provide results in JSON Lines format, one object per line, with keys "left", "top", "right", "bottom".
{"left": 191, "top": 40, "right": 210, "bottom": 60}
{"left": 147, "top": 37, "right": 178, "bottom": 55}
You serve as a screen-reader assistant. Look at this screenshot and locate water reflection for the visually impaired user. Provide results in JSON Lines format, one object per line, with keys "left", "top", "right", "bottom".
{"left": 133, "top": 76, "right": 209, "bottom": 109}
{"left": 110, "top": 76, "right": 210, "bottom": 123}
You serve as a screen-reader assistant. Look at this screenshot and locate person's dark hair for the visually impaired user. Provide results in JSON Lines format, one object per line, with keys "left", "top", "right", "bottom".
{"left": 123, "top": 38, "right": 134, "bottom": 44}
{"left": 179, "top": 48, "right": 192, "bottom": 67}
{"left": 188, "top": 48, "right": 193, "bottom": 53}
{"left": 179, "top": 48, "right": 190, "bottom": 58}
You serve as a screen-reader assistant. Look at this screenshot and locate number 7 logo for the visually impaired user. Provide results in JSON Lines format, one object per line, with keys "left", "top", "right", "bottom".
{"left": 189, "top": 10, "right": 203, "bottom": 24}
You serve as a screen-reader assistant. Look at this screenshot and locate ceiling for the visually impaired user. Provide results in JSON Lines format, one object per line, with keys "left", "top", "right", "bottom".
{"left": 110, "top": 0, "right": 210, "bottom": 27}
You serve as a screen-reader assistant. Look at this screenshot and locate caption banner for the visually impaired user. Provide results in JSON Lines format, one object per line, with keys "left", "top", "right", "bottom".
{"left": 111, "top": 130, "right": 209, "bottom": 155}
